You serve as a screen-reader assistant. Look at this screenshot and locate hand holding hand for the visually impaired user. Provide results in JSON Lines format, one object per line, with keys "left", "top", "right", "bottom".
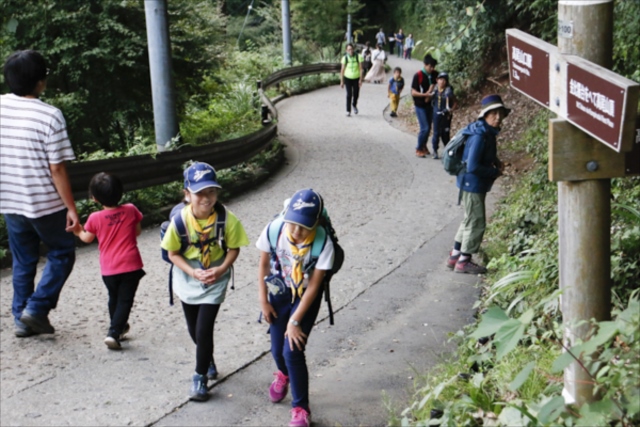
{"left": 66, "top": 210, "right": 79, "bottom": 232}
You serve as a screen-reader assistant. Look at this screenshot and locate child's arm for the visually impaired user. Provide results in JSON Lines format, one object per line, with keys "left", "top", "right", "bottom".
{"left": 136, "top": 222, "right": 142, "bottom": 236}
{"left": 168, "top": 250, "right": 223, "bottom": 285}
{"left": 200, "top": 248, "right": 240, "bottom": 284}
{"left": 285, "top": 267, "right": 326, "bottom": 351}
{"left": 258, "top": 251, "right": 278, "bottom": 323}
{"left": 72, "top": 223, "right": 96, "bottom": 244}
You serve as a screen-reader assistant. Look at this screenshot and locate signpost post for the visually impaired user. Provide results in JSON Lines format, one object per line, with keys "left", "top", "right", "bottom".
{"left": 506, "top": 0, "right": 639, "bottom": 406}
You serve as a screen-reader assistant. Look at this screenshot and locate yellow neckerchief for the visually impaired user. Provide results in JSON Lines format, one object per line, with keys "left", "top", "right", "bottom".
{"left": 436, "top": 86, "right": 447, "bottom": 110}
{"left": 285, "top": 226, "right": 317, "bottom": 301}
{"left": 185, "top": 206, "right": 217, "bottom": 268}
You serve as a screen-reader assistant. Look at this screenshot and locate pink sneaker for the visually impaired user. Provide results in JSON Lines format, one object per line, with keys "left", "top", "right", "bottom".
{"left": 269, "top": 371, "right": 289, "bottom": 403}
{"left": 289, "top": 407, "right": 311, "bottom": 427}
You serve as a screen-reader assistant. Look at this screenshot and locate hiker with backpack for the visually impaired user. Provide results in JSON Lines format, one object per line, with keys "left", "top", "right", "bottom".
{"left": 256, "top": 189, "right": 338, "bottom": 427}
{"left": 445, "top": 94, "right": 509, "bottom": 274}
{"left": 411, "top": 54, "right": 439, "bottom": 158}
{"left": 340, "top": 43, "right": 363, "bottom": 117}
{"left": 72, "top": 172, "right": 145, "bottom": 350}
{"left": 430, "top": 72, "right": 457, "bottom": 159}
{"left": 160, "top": 162, "right": 249, "bottom": 402}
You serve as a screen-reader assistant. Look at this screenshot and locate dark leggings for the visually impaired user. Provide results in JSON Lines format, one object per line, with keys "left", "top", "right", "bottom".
{"left": 181, "top": 302, "right": 220, "bottom": 375}
{"left": 344, "top": 77, "right": 360, "bottom": 112}
{"left": 102, "top": 269, "right": 145, "bottom": 337}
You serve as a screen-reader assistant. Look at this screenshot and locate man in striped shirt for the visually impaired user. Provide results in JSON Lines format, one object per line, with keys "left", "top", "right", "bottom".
{"left": 1, "top": 50, "right": 78, "bottom": 337}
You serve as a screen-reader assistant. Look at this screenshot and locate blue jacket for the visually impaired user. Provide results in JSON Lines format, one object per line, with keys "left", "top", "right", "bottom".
{"left": 456, "top": 119, "right": 501, "bottom": 194}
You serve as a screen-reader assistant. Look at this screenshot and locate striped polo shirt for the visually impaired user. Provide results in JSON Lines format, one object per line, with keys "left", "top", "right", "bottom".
{"left": 0, "top": 93, "right": 75, "bottom": 218}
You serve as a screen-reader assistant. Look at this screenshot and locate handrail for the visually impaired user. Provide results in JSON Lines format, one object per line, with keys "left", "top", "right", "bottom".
{"left": 67, "top": 62, "right": 340, "bottom": 200}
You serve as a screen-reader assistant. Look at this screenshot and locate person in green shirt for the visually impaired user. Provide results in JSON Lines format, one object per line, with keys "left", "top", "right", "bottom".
{"left": 340, "top": 43, "right": 363, "bottom": 117}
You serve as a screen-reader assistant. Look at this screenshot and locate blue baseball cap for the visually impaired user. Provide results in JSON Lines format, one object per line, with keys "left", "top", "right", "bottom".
{"left": 183, "top": 162, "right": 222, "bottom": 193}
{"left": 284, "top": 189, "right": 323, "bottom": 230}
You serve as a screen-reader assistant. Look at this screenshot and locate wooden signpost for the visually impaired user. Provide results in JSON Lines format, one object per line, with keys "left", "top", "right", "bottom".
{"left": 506, "top": 0, "right": 639, "bottom": 408}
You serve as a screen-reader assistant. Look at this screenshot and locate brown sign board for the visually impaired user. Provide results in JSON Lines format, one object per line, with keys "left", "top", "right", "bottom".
{"left": 625, "top": 115, "right": 640, "bottom": 175}
{"left": 566, "top": 59, "right": 636, "bottom": 152}
{"left": 506, "top": 30, "right": 552, "bottom": 108}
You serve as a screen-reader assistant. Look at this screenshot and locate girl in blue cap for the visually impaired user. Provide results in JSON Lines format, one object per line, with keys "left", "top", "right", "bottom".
{"left": 256, "top": 188, "right": 335, "bottom": 427}
{"left": 161, "top": 162, "right": 249, "bottom": 401}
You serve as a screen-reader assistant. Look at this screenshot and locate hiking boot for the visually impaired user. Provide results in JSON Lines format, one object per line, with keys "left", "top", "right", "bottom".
{"left": 189, "top": 374, "right": 209, "bottom": 401}
{"left": 14, "top": 319, "right": 37, "bottom": 338}
{"left": 454, "top": 258, "right": 487, "bottom": 275}
{"left": 207, "top": 360, "right": 218, "bottom": 380}
{"left": 415, "top": 150, "right": 426, "bottom": 158}
{"left": 104, "top": 335, "right": 122, "bottom": 350}
{"left": 269, "top": 370, "right": 289, "bottom": 403}
{"left": 119, "top": 323, "right": 130, "bottom": 341}
{"left": 20, "top": 311, "right": 55, "bottom": 334}
{"left": 353, "top": 106, "right": 359, "bottom": 115}
{"left": 289, "top": 407, "right": 311, "bottom": 427}
{"left": 446, "top": 252, "right": 460, "bottom": 269}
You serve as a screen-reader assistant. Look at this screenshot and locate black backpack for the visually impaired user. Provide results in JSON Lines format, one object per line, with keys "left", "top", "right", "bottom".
{"left": 160, "top": 202, "right": 228, "bottom": 305}
{"left": 266, "top": 202, "right": 344, "bottom": 325}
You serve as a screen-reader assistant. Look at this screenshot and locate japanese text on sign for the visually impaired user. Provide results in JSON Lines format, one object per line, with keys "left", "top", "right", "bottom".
{"left": 569, "top": 79, "right": 616, "bottom": 120}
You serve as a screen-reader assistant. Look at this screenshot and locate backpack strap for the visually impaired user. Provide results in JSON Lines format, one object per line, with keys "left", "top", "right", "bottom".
{"left": 267, "top": 216, "right": 286, "bottom": 274}
{"left": 168, "top": 210, "right": 189, "bottom": 306}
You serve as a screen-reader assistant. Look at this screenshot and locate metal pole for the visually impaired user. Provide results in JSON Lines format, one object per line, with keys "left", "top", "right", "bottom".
{"left": 144, "top": 0, "right": 179, "bottom": 152}
{"left": 347, "top": 0, "right": 352, "bottom": 44}
{"left": 557, "top": 0, "right": 614, "bottom": 406}
{"left": 282, "top": 0, "right": 292, "bottom": 66}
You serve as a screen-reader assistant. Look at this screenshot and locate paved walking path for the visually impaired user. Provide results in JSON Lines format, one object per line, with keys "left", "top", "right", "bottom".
{"left": 0, "top": 54, "right": 492, "bottom": 426}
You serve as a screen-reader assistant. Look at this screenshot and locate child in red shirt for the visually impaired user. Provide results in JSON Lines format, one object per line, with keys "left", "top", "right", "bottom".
{"left": 73, "top": 172, "right": 145, "bottom": 350}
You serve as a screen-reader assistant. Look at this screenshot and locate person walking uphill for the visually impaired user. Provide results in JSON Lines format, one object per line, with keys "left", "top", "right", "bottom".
{"left": 257, "top": 189, "right": 335, "bottom": 427}
{"left": 0, "top": 50, "right": 78, "bottom": 337}
{"left": 72, "top": 172, "right": 145, "bottom": 350}
{"left": 340, "top": 43, "right": 363, "bottom": 117}
{"left": 411, "top": 54, "right": 439, "bottom": 157}
{"left": 161, "top": 162, "right": 249, "bottom": 401}
{"left": 446, "top": 94, "right": 510, "bottom": 274}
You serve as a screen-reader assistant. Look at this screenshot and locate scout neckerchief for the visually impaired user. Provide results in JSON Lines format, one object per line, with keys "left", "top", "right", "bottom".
{"left": 185, "top": 206, "right": 217, "bottom": 268}
{"left": 436, "top": 86, "right": 447, "bottom": 110}
{"left": 285, "top": 226, "right": 317, "bottom": 302}
{"left": 421, "top": 68, "right": 434, "bottom": 87}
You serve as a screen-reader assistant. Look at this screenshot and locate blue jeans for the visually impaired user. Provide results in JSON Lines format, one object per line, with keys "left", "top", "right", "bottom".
{"left": 5, "top": 209, "right": 75, "bottom": 320}
{"left": 269, "top": 286, "right": 323, "bottom": 411}
{"left": 415, "top": 105, "right": 433, "bottom": 151}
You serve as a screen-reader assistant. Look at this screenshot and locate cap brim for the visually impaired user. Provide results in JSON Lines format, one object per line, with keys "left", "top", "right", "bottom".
{"left": 478, "top": 105, "right": 511, "bottom": 119}
{"left": 187, "top": 182, "right": 222, "bottom": 193}
{"left": 283, "top": 212, "right": 317, "bottom": 230}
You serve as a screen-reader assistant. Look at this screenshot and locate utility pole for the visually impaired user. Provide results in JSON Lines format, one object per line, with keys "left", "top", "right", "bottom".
{"left": 556, "top": 0, "right": 613, "bottom": 405}
{"left": 282, "top": 0, "right": 292, "bottom": 66}
{"left": 144, "top": 0, "right": 179, "bottom": 152}
{"left": 346, "top": 0, "right": 352, "bottom": 44}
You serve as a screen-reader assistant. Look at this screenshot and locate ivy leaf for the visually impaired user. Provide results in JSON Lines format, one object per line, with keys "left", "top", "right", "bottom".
{"left": 466, "top": 6, "right": 474, "bottom": 16}
{"left": 454, "top": 39, "right": 462, "bottom": 50}
{"left": 551, "top": 347, "right": 580, "bottom": 372}
{"left": 497, "top": 406, "right": 528, "bottom": 426}
{"left": 509, "top": 361, "right": 536, "bottom": 391}
{"left": 6, "top": 17, "right": 18, "bottom": 33}
{"left": 580, "top": 321, "right": 618, "bottom": 354}
{"left": 537, "top": 396, "right": 565, "bottom": 424}
{"left": 495, "top": 318, "right": 526, "bottom": 359}
{"left": 470, "top": 306, "right": 509, "bottom": 339}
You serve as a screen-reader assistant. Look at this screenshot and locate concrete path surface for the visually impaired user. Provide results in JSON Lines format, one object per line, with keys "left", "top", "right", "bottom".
{"left": 0, "top": 54, "right": 491, "bottom": 426}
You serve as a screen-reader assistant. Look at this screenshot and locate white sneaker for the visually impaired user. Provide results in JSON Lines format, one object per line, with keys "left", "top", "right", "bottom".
{"left": 346, "top": 111, "right": 351, "bottom": 117}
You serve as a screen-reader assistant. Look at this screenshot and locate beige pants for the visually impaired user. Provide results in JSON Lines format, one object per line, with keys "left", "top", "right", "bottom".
{"left": 389, "top": 93, "right": 400, "bottom": 112}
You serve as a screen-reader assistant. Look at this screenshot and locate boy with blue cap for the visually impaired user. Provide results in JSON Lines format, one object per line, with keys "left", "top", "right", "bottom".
{"left": 161, "top": 162, "right": 249, "bottom": 401}
{"left": 256, "top": 188, "right": 335, "bottom": 427}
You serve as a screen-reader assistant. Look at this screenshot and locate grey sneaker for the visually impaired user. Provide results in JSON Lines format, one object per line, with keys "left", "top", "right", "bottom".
{"left": 454, "top": 258, "right": 487, "bottom": 275}
{"left": 189, "top": 374, "right": 209, "bottom": 401}
{"left": 207, "top": 359, "right": 218, "bottom": 380}
{"left": 20, "top": 311, "right": 54, "bottom": 334}
{"left": 119, "top": 323, "right": 130, "bottom": 341}
{"left": 353, "top": 106, "right": 359, "bottom": 114}
{"left": 346, "top": 111, "right": 351, "bottom": 117}
{"left": 14, "top": 319, "right": 37, "bottom": 338}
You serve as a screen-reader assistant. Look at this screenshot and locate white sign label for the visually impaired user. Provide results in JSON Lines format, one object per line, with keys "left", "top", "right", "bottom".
{"left": 558, "top": 20, "right": 573, "bottom": 38}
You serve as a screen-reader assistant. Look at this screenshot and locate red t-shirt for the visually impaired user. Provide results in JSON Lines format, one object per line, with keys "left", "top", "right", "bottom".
{"left": 85, "top": 204, "right": 144, "bottom": 276}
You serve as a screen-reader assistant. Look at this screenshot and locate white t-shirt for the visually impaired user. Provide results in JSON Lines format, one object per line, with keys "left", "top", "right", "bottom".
{"left": 256, "top": 222, "right": 334, "bottom": 290}
{"left": 0, "top": 94, "right": 75, "bottom": 218}
{"left": 372, "top": 49, "right": 386, "bottom": 63}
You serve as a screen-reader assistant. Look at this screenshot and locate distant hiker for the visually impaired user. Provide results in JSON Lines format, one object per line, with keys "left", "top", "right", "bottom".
{"left": 161, "top": 162, "right": 249, "bottom": 401}
{"left": 388, "top": 67, "right": 405, "bottom": 117}
{"left": 362, "top": 42, "right": 373, "bottom": 75}
{"left": 340, "top": 43, "right": 363, "bottom": 117}
{"left": 404, "top": 34, "right": 415, "bottom": 60}
{"left": 72, "top": 173, "right": 145, "bottom": 350}
{"left": 1, "top": 50, "right": 78, "bottom": 337}
{"left": 411, "top": 54, "right": 438, "bottom": 157}
{"left": 395, "top": 29, "right": 405, "bottom": 57}
{"left": 446, "top": 94, "right": 510, "bottom": 274}
{"left": 364, "top": 43, "right": 386, "bottom": 84}
{"left": 431, "top": 72, "right": 457, "bottom": 159}
{"left": 257, "top": 189, "right": 335, "bottom": 427}
{"left": 375, "top": 28, "right": 386, "bottom": 48}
